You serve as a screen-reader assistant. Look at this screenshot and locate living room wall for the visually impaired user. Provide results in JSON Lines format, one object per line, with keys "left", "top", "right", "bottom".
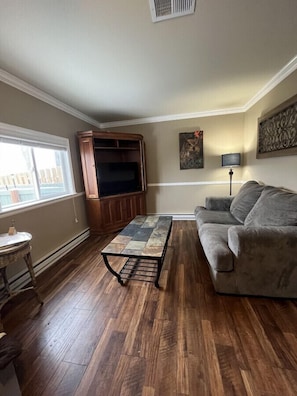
{"left": 243, "top": 69, "right": 297, "bottom": 191}
{"left": 1, "top": 65, "right": 297, "bottom": 285}
{"left": 0, "top": 81, "right": 97, "bottom": 282}
{"left": 109, "top": 71, "right": 297, "bottom": 216}
{"left": 107, "top": 113, "right": 245, "bottom": 216}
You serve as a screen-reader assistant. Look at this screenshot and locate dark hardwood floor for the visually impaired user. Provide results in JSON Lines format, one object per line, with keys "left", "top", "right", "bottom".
{"left": 2, "top": 220, "right": 297, "bottom": 395}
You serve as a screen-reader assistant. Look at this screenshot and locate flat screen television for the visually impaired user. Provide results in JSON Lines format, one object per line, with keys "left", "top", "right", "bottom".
{"left": 97, "top": 161, "right": 141, "bottom": 197}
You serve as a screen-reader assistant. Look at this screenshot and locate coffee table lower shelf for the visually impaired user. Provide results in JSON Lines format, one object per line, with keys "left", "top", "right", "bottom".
{"left": 120, "top": 257, "right": 159, "bottom": 284}
{"left": 102, "top": 255, "right": 163, "bottom": 288}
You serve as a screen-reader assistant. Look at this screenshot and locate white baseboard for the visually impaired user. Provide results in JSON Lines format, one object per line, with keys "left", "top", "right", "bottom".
{"left": 172, "top": 214, "right": 195, "bottom": 220}
{"left": 8, "top": 228, "right": 90, "bottom": 292}
{"left": 147, "top": 213, "right": 195, "bottom": 220}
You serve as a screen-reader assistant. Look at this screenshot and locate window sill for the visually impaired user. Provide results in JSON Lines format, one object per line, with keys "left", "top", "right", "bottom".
{"left": 0, "top": 192, "right": 84, "bottom": 218}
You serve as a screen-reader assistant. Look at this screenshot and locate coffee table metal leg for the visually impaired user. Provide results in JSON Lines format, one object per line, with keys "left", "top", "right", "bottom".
{"left": 102, "top": 254, "right": 124, "bottom": 285}
{"left": 154, "top": 259, "right": 162, "bottom": 288}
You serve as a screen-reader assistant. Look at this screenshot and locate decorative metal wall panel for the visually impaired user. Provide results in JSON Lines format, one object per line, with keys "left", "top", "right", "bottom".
{"left": 257, "top": 94, "right": 297, "bottom": 158}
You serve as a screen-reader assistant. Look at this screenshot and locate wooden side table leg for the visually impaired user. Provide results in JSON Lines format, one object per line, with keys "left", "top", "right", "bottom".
{"left": 0, "top": 267, "right": 11, "bottom": 329}
{"left": 23, "top": 252, "right": 43, "bottom": 305}
{"left": 0, "top": 267, "right": 10, "bottom": 296}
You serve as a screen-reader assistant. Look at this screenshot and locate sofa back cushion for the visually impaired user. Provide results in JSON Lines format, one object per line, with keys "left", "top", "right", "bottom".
{"left": 244, "top": 186, "right": 297, "bottom": 226}
{"left": 230, "top": 180, "right": 265, "bottom": 223}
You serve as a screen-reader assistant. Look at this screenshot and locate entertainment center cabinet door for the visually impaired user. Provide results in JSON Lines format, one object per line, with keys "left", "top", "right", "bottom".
{"left": 85, "top": 193, "right": 146, "bottom": 234}
{"left": 100, "top": 193, "right": 146, "bottom": 233}
{"left": 78, "top": 137, "right": 98, "bottom": 198}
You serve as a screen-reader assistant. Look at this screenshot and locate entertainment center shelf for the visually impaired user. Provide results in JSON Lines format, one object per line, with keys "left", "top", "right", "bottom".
{"left": 94, "top": 139, "right": 140, "bottom": 150}
{"left": 77, "top": 130, "right": 147, "bottom": 235}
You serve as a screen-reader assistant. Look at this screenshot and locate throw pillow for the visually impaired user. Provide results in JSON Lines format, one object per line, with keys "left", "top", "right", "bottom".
{"left": 244, "top": 187, "right": 297, "bottom": 226}
{"left": 230, "top": 180, "right": 265, "bottom": 223}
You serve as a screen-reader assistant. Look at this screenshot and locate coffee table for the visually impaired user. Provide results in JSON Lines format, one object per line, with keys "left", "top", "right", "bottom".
{"left": 101, "top": 215, "right": 172, "bottom": 288}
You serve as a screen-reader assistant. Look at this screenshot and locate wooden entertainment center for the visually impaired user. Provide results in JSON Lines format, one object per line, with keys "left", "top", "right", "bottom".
{"left": 77, "top": 130, "right": 147, "bottom": 234}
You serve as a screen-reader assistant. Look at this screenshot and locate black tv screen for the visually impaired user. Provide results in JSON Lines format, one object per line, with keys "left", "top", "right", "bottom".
{"left": 97, "top": 162, "right": 141, "bottom": 197}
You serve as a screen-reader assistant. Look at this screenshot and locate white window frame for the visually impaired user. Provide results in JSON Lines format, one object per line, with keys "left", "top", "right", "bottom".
{"left": 0, "top": 122, "right": 76, "bottom": 213}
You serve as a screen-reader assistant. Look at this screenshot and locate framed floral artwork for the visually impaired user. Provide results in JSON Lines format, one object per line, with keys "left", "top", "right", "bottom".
{"left": 179, "top": 130, "right": 204, "bottom": 169}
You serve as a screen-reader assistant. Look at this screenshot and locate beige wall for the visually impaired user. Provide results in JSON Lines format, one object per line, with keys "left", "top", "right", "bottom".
{"left": 109, "top": 114, "right": 245, "bottom": 215}
{"left": 109, "top": 72, "right": 297, "bottom": 215}
{"left": 0, "top": 82, "right": 97, "bottom": 280}
{"left": 0, "top": 82, "right": 93, "bottom": 192}
{"left": 243, "top": 69, "right": 297, "bottom": 191}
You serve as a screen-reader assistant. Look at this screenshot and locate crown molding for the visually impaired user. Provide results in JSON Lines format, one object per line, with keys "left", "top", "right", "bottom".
{"left": 99, "top": 106, "right": 245, "bottom": 129}
{"left": 1, "top": 55, "right": 297, "bottom": 129}
{"left": 102, "top": 55, "right": 297, "bottom": 128}
{"left": 0, "top": 69, "right": 101, "bottom": 128}
{"left": 244, "top": 55, "right": 297, "bottom": 111}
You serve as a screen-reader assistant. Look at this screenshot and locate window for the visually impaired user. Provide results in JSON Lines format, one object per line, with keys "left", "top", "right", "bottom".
{"left": 0, "top": 123, "right": 75, "bottom": 212}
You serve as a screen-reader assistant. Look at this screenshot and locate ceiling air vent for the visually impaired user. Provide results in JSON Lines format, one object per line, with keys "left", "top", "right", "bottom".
{"left": 149, "top": 0, "right": 196, "bottom": 22}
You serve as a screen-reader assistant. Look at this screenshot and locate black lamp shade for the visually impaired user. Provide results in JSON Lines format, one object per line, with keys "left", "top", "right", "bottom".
{"left": 221, "top": 153, "right": 241, "bottom": 167}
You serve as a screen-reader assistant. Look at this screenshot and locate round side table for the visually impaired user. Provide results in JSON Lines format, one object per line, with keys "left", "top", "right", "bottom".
{"left": 0, "top": 233, "right": 43, "bottom": 319}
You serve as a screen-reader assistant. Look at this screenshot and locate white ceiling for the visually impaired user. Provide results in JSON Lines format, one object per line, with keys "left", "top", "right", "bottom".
{"left": 1, "top": 0, "right": 297, "bottom": 127}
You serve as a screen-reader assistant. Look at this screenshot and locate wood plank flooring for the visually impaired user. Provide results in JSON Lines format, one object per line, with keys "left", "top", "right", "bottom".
{"left": 2, "top": 220, "right": 297, "bottom": 395}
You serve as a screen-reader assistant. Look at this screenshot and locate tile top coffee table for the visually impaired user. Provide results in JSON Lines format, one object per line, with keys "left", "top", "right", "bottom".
{"left": 101, "top": 215, "right": 172, "bottom": 288}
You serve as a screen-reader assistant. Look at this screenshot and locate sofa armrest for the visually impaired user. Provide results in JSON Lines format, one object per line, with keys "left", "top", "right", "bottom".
{"left": 227, "top": 225, "right": 297, "bottom": 297}
{"left": 228, "top": 225, "right": 297, "bottom": 262}
{"left": 205, "top": 196, "right": 233, "bottom": 211}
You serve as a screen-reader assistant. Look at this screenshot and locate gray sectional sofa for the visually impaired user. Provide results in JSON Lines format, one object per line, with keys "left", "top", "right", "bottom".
{"left": 195, "top": 180, "right": 297, "bottom": 298}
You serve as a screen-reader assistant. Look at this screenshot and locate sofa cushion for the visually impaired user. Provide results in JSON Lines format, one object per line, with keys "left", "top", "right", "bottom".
{"left": 230, "top": 180, "right": 265, "bottom": 223}
{"left": 205, "top": 196, "right": 233, "bottom": 211}
{"left": 199, "top": 224, "right": 234, "bottom": 272}
{"left": 195, "top": 209, "right": 240, "bottom": 229}
{"left": 244, "top": 187, "right": 297, "bottom": 226}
